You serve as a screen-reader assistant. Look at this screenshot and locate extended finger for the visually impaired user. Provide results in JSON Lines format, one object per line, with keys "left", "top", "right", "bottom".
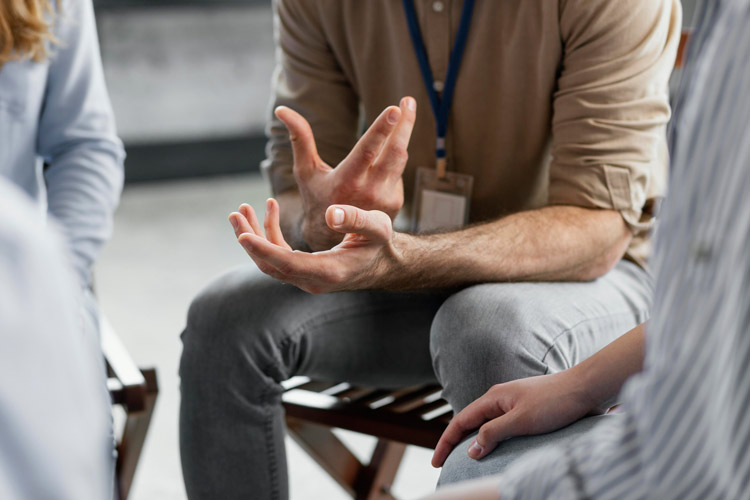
{"left": 431, "top": 395, "right": 504, "bottom": 468}
{"left": 468, "top": 414, "right": 521, "bottom": 461}
{"left": 325, "top": 205, "right": 392, "bottom": 241}
{"left": 372, "top": 96, "right": 416, "bottom": 179}
{"left": 264, "top": 198, "right": 292, "bottom": 250}
{"left": 229, "top": 211, "right": 255, "bottom": 238}
{"left": 238, "top": 232, "right": 320, "bottom": 280}
{"left": 339, "top": 105, "right": 401, "bottom": 179}
{"left": 239, "top": 204, "right": 264, "bottom": 238}
{"left": 243, "top": 247, "right": 289, "bottom": 282}
{"left": 275, "top": 106, "right": 320, "bottom": 180}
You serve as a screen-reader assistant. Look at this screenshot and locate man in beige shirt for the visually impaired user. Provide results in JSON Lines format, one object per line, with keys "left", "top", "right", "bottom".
{"left": 179, "top": 1, "right": 681, "bottom": 499}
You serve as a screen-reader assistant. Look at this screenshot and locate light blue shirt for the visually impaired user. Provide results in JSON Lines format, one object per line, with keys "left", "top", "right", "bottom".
{"left": 0, "top": 178, "right": 111, "bottom": 500}
{"left": 0, "top": 0, "right": 124, "bottom": 288}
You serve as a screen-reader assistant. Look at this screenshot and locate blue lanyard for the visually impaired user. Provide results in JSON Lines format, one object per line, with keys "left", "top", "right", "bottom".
{"left": 402, "top": 0, "right": 476, "bottom": 172}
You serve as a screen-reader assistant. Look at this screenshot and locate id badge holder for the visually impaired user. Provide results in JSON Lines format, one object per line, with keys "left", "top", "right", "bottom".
{"left": 411, "top": 161, "right": 474, "bottom": 233}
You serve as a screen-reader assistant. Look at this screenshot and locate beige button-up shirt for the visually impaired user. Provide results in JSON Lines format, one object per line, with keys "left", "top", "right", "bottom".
{"left": 262, "top": 0, "right": 681, "bottom": 266}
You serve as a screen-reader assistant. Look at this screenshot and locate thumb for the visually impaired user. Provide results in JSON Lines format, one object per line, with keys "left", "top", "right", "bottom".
{"left": 275, "top": 106, "right": 320, "bottom": 178}
{"left": 325, "top": 205, "right": 392, "bottom": 241}
{"left": 468, "top": 415, "right": 519, "bottom": 461}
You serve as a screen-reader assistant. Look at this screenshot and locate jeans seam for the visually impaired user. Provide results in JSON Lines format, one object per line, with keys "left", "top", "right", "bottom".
{"left": 261, "top": 384, "right": 281, "bottom": 500}
{"left": 540, "top": 309, "right": 650, "bottom": 372}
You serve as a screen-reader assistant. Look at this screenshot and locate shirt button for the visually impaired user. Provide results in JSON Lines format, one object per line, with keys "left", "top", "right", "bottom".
{"left": 432, "top": 1, "right": 445, "bottom": 13}
{"left": 433, "top": 80, "right": 445, "bottom": 92}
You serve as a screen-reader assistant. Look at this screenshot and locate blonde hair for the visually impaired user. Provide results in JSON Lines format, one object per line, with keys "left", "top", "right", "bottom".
{"left": 0, "top": 0, "right": 59, "bottom": 68}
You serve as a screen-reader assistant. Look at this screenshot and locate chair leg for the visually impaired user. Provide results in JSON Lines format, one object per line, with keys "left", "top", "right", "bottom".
{"left": 286, "top": 417, "right": 364, "bottom": 498}
{"left": 286, "top": 417, "right": 408, "bottom": 500}
{"left": 355, "top": 439, "right": 407, "bottom": 500}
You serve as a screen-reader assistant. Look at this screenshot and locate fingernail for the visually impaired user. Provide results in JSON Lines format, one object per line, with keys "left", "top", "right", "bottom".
{"left": 468, "top": 441, "right": 484, "bottom": 459}
{"left": 230, "top": 216, "right": 238, "bottom": 230}
{"left": 405, "top": 97, "right": 416, "bottom": 111}
{"left": 266, "top": 199, "right": 273, "bottom": 213}
{"left": 387, "top": 108, "right": 400, "bottom": 124}
{"left": 333, "top": 208, "right": 345, "bottom": 226}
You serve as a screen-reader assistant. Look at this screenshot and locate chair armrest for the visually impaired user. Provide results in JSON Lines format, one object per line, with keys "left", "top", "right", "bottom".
{"left": 101, "top": 315, "right": 147, "bottom": 412}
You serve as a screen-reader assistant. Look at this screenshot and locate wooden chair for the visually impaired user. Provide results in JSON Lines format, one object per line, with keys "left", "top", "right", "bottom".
{"left": 282, "top": 378, "right": 451, "bottom": 500}
{"left": 101, "top": 316, "right": 159, "bottom": 500}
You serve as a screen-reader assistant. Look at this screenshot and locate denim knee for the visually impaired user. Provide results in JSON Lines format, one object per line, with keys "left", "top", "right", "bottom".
{"left": 180, "top": 267, "right": 291, "bottom": 395}
{"left": 430, "top": 284, "right": 548, "bottom": 412}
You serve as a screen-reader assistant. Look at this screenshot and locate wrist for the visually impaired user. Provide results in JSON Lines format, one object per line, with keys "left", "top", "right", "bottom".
{"left": 368, "top": 231, "right": 412, "bottom": 289}
{"left": 569, "top": 359, "right": 611, "bottom": 413}
{"left": 387, "top": 231, "right": 410, "bottom": 269}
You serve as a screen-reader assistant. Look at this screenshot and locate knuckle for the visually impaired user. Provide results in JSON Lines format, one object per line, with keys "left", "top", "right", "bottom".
{"left": 360, "top": 193, "right": 376, "bottom": 206}
{"left": 289, "top": 129, "right": 310, "bottom": 145}
{"left": 260, "top": 263, "right": 279, "bottom": 278}
{"left": 477, "top": 426, "right": 491, "bottom": 444}
{"left": 277, "top": 261, "right": 295, "bottom": 276}
{"left": 392, "top": 147, "right": 409, "bottom": 164}
{"left": 360, "top": 146, "right": 377, "bottom": 164}
{"left": 383, "top": 201, "right": 400, "bottom": 215}
{"left": 352, "top": 210, "right": 368, "bottom": 231}
{"left": 324, "top": 268, "right": 345, "bottom": 285}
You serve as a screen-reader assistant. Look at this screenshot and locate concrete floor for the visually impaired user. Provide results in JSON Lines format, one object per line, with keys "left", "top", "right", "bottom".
{"left": 96, "top": 173, "right": 441, "bottom": 500}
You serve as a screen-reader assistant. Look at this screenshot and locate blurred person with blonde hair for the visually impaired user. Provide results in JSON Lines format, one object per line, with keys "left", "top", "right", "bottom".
{"left": 1, "top": 0, "right": 123, "bottom": 496}
{"left": 0, "top": 0, "right": 124, "bottom": 318}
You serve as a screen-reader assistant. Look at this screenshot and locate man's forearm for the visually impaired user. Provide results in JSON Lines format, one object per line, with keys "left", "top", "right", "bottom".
{"left": 381, "top": 205, "right": 632, "bottom": 290}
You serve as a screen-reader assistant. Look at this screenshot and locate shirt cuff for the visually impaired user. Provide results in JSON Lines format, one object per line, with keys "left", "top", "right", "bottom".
{"left": 548, "top": 163, "right": 654, "bottom": 235}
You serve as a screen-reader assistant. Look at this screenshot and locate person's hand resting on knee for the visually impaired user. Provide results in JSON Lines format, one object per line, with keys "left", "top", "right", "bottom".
{"left": 431, "top": 323, "right": 647, "bottom": 468}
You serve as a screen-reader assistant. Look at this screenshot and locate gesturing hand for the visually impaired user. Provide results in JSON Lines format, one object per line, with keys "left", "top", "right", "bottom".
{"left": 431, "top": 371, "right": 602, "bottom": 468}
{"left": 229, "top": 198, "right": 399, "bottom": 294}
{"left": 275, "top": 97, "right": 416, "bottom": 251}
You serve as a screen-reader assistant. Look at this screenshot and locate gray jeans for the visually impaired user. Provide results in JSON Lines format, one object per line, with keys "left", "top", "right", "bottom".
{"left": 179, "top": 260, "right": 652, "bottom": 500}
{"left": 437, "top": 415, "right": 619, "bottom": 487}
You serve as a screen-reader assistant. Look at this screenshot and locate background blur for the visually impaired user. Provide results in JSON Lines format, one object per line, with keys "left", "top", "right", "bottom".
{"left": 93, "top": 0, "right": 699, "bottom": 498}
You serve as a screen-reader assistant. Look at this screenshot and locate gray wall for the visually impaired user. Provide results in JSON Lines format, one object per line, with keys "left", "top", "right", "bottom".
{"left": 97, "top": 4, "right": 275, "bottom": 145}
{"left": 94, "top": 0, "right": 700, "bottom": 180}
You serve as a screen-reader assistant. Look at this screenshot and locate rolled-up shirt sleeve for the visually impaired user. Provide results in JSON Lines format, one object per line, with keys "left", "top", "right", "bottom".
{"left": 39, "top": 0, "right": 125, "bottom": 288}
{"left": 263, "top": 0, "right": 360, "bottom": 195}
{"left": 549, "top": 0, "right": 681, "bottom": 234}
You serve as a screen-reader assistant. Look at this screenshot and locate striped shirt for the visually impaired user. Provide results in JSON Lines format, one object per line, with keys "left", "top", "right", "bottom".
{"left": 498, "top": 1, "right": 750, "bottom": 498}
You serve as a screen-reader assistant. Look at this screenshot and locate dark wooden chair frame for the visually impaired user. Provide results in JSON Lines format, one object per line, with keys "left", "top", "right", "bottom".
{"left": 282, "top": 378, "right": 451, "bottom": 500}
{"left": 101, "top": 317, "right": 159, "bottom": 500}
